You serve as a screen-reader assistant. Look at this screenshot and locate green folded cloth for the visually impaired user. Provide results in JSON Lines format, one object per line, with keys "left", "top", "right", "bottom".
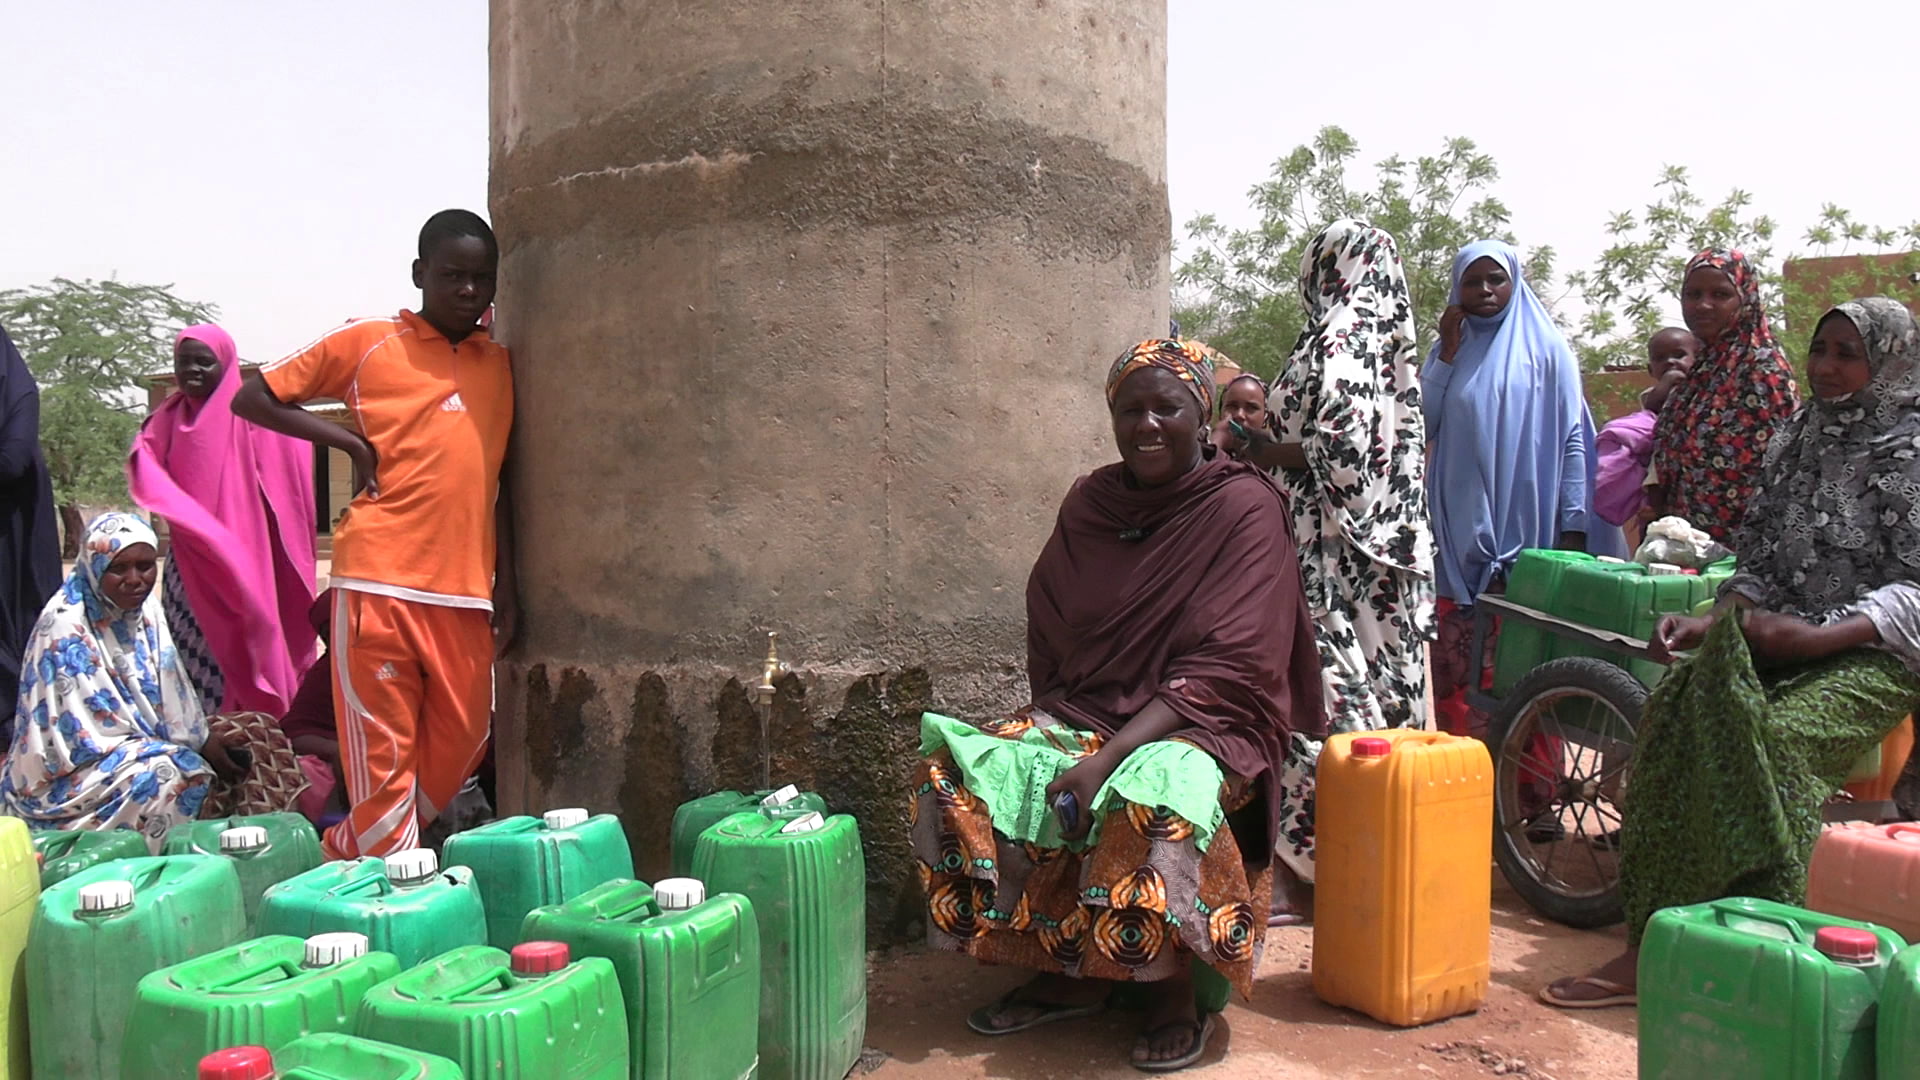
{"left": 919, "top": 711, "right": 1226, "bottom": 852}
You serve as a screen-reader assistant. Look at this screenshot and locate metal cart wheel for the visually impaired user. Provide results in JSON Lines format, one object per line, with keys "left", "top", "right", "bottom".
{"left": 1486, "top": 656, "right": 1645, "bottom": 929}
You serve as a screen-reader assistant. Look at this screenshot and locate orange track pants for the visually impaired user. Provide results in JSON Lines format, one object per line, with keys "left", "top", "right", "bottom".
{"left": 325, "top": 589, "right": 492, "bottom": 859}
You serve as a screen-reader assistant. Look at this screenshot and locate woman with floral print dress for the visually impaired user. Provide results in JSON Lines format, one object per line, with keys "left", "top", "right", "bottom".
{"left": 1, "top": 514, "right": 253, "bottom": 850}
{"left": 1544, "top": 298, "right": 1920, "bottom": 1009}
{"left": 915, "top": 340, "right": 1325, "bottom": 1072}
{"left": 1647, "top": 248, "right": 1799, "bottom": 543}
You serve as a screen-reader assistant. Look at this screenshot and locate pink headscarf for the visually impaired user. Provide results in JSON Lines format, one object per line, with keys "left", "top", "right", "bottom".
{"left": 127, "top": 324, "right": 317, "bottom": 715}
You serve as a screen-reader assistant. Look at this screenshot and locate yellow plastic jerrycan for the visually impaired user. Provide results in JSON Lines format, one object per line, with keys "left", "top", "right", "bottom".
{"left": 1313, "top": 729, "right": 1492, "bottom": 1026}
{"left": 0, "top": 819, "right": 35, "bottom": 1080}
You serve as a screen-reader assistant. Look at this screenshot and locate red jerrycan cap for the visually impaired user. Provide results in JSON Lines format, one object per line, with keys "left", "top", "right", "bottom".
{"left": 199, "top": 1045, "right": 274, "bottom": 1080}
{"left": 511, "top": 940, "right": 571, "bottom": 975}
{"left": 1352, "top": 737, "right": 1393, "bottom": 759}
{"left": 1814, "top": 926, "right": 1879, "bottom": 963}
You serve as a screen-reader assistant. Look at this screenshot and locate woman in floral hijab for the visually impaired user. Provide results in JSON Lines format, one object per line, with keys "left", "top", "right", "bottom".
{"left": 1, "top": 514, "right": 224, "bottom": 849}
{"left": 1545, "top": 298, "right": 1920, "bottom": 1009}
{"left": 1649, "top": 249, "right": 1799, "bottom": 542}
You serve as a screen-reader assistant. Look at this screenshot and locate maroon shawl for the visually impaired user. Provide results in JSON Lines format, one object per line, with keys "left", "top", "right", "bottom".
{"left": 1026, "top": 449, "right": 1327, "bottom": 855}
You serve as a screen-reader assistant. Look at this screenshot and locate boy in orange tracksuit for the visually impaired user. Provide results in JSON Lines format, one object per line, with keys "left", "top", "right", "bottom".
{"left": 235, "top": 209, "right": 518, "bottom": 858}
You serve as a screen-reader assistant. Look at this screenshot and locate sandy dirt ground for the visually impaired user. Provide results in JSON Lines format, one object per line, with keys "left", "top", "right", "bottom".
{"left": 860, "top": 876, "right": 1637, "bottom": 1080}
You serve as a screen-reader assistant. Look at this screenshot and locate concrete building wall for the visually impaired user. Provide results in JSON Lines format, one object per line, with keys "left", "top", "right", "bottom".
{"left": 490, "top": 0, "right": 1169, "bottom": 937}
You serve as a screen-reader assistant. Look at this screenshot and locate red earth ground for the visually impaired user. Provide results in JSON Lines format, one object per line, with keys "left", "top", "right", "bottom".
{"left": 862, "top": 875, "right": 1637, "bottom": 1080}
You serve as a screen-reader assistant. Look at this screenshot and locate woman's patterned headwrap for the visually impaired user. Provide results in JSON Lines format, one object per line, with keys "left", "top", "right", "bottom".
{"left": 1105, "top": 339, "right": 1216, "bottom": 419}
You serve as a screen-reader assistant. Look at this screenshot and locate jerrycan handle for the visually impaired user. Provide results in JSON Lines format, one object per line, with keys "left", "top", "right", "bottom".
{"left": 1885, "top": 823, "right": 1920, "bottom": 844}
{"left": 441, "top": 959, "right": 520, "bottom": 998}
{"left": 582, "top": 880, "right": 661, "bottom": 922}
{"left": 1709, "top": 900, "right": 1812, "bottom": 943}
{"left": 206, "top": 951, "right": 306, "bottom": 990}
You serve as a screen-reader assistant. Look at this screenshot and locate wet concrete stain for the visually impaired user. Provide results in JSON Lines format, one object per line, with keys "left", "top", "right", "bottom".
{"left": 522, "top": 663, "right": 595, "bottom": 791}
{"left": 492, "top": 73, "right": 1168, "bottom": 280}
{"left": 618, "top": 672, "right": 688, "bottom": 878}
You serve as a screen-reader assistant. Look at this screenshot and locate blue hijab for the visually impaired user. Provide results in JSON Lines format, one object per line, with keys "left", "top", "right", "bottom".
{"left": 1421, "top": 241, "right": 1619, "bottom": 604}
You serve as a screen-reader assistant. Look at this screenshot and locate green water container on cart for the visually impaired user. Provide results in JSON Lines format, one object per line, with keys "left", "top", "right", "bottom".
{"left": 693, "top": 810, "right": 866, "bottom": 1080}
{"left": 1491, "top": 549, "right": 1596, "bottom": 694}
{"left": 1881, "top": 944, "right": 1920, "bottom": 1077}
{"left": 1638, "top": 898, "right": 1903, "bottom": 1079}
{"left": 523, "top": 876, "right": 760, "bottom": 1080}
{"left": 165, "top": 814, "right": 324, "bottom": 931}
{"left": 198, "top": 1034, "right": 466, "bottom": 1079}
{"left": 355, "top": 941, "right": 629, "bottom": 1080}
{"left": 32, "top": 827, "right": 148, "bottom": 888}
{"left": 670, "top": 785, "right": 829, "bottom": 876}
{"left": 258, "top": 849, "right": 487, "bottom": 968}
{"left": 122, "top": 932, "right": 401, "bottom": 1079}
{"left": 28, "top": 855, "right": 246, "bottom": 1080}
{"left": 1549, "top": 559, "right": 1711, "bottom": 687}
{"left": 443, "top": 808, "right": 635, "bottom": 948}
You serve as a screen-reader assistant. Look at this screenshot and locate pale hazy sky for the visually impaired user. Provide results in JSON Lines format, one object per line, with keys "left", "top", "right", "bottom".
{"left": 5, "top": 1, "right": 1916, "bottom": 359}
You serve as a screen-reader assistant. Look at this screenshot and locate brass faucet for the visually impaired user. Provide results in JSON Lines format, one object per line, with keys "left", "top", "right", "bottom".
{"left": 752, "top": 631, "right": 786, "bottom": 787}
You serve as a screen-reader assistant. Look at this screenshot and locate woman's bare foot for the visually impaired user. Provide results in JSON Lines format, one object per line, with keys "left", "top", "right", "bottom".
{"left": 1540, "top": 948, "right": 1639, "bottom": 1008}
{"left": 969, "top": 972, "right": 1109, "bottom": 1033}
{"left": 1132, "top": 968, "right": 1204, "bottom": 1068}
{"left": 1269, "top": 863, "right": 1312, "bottom": 927}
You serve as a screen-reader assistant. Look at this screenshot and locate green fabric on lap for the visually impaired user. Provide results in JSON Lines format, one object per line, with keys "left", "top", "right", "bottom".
{"left": 919, "top": 711, "right": 1226, "bottom": 852}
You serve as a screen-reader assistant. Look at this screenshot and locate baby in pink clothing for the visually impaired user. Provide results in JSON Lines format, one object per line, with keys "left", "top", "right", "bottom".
{"left": 1595, "top": 327, "right": 1699, "bottom": 527}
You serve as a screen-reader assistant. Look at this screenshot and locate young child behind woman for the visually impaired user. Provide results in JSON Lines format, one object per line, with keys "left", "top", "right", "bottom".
{"left": 1595, "top": 328, "right": 1699, "bottom": 533}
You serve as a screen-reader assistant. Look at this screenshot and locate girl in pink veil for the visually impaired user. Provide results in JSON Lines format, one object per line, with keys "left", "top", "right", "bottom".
{"left": 128, "top": 324, "right": 317, "bottom": 716}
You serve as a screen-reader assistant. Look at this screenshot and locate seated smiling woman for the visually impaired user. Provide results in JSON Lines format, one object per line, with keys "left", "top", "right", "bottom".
{"left": 914, "top": 340, "right": 1326, "bottom": 1072}
{"left": 1542, "top": 298, "right": 1920, "bottom": 1009}
{"left": 0, "top": 513, "right": 249, "bottom": 850}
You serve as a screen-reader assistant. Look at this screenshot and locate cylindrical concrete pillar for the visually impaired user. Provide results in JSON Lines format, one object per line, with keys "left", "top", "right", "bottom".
{"left": 490, "top": 0, "right": 1168, "bottom": 936}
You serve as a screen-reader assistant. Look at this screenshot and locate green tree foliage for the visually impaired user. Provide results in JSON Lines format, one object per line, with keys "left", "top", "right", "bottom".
{"left": 0, "top": 278, "right": 216, "bottom": 537}
{"left": 1173, "top": 126, "right": 1554, "bottom": 380}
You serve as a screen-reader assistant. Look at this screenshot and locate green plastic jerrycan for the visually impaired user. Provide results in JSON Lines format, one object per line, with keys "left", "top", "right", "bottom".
{"left": 1490, "top": 549, "right": 1596, "bottom": 694}
{"left": 1639, "top": 898, "right": 1904, "bottom": 1080}
{"left": 28, "top": 855, "right": 246, "bottom": 1080}
{"left": 355, "top": 942, "right": 629, "bottom": 1080}
{"left": 0, "top": 818, "right": 38, "bottom": 1080}
{"left": 522, "top": 877, "right": 760, "bottom": 1080}
{"left": 123, "top": 932, "right": 401, "bottom": 1079}
{"left": 164, "top": 814, "right": 324, "bottom": 932}
{"left": 32, "top": 827, "right": 148, "bottom": 888}
{"left": 200, "top": 1034, "right": 467, "bottom": 1079}
{"left": 670, "top": 785, "right": 829, "bottom": 876}
{"left": 258, "top": 849, "right": 487, "bottom": 968}
{"left": 443, "top": 808, "right": 635, "bottom": 948}
{"left": 693, "top": 811, "right": 866, "bottom": 1080}
{"left": 1882, "top": 945, "right": 1920, "bottom": 1076}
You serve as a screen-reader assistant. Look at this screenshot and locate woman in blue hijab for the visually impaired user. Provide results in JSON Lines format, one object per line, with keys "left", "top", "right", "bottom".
{"left": 1422, "top": 241, "right": 1614, "bottom": 733}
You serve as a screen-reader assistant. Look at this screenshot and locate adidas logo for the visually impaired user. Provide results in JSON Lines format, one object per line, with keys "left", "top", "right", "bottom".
{"left": 375, "top": 662, "right": 398, "bottom": 681}
{"left": 441, "top": 392, "right": 467, "bottom": 412}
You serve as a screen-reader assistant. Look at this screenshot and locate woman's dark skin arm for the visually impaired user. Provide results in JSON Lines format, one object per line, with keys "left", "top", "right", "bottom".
{"left": 1652, "top": 605, "right": 1879, "bottom": 666}
{"left": 1217, "top": 421, "right": 1309, "bottom": 471}
{"left": 1045, "top": 698, "right": 1187, "bottom": 842}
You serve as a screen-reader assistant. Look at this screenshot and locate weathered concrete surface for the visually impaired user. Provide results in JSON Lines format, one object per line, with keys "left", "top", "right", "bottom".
{"left": 489, "top": 0, "right": 1169, "bottom": 939}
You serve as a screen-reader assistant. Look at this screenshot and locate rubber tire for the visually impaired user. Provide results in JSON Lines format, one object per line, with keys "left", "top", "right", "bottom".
{"left": 1486, "top": 656, "right": 1647, "bottom": 929}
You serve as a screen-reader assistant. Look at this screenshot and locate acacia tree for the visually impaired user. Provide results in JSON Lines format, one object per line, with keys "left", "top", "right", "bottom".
{"left": 0, "top": 278, "right": 216, "bottom": 551}
{"left": 1174, "top": 126, "right": 1555, "bottom": 380}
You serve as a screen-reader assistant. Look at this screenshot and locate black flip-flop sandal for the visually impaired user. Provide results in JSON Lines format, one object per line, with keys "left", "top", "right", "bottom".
{"left": 1131, "top": 1012, "right": 1217, "bottom": 1072}
{"left": 966, "top": 987, "right": 1106, "bottom": 1036}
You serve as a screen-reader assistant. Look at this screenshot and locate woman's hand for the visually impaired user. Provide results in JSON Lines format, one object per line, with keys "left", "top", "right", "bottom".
{"left": 199, "top": 731, "right": 251, "bottom": 783}
{"left": 1210, "top": 418, "right": 1244, "bottom": 456}
{"left": 1045, "top": 754, "right": 1118, "bottom": 844}
{"left": 1438, "top": 305, "right": 1466, "bottom": 363}
{"left": 1652, "top": 614, "right": 1712, "bottom": 663}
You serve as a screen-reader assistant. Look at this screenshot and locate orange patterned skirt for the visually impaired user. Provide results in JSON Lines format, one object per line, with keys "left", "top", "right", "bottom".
{"left": 912, "top": 715, "right": 1267, "bottom": 998}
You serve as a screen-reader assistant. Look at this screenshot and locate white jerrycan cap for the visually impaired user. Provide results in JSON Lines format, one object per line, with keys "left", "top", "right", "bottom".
{"left": 219, "top": 825, "right": 270, "bottom": 854}
{"left": 542, "top": 808, "right": 590, "bottom": 830}
{"left": 79, "top": 879, "right": 136, "bottom": 914}
{"left": 780, "top": 811, "right": 826, "bottom": 835}
{"left": 304, "top": 932, "right": 370, "bottom": 966}
{"left": 760, "top": 785, "right": 801, "bottom": 807}
{"left": 383, "top": 848, "right": 439, "bottom": 886}
{"left": 654, "top": 877, "right": 707, "bottom": 910}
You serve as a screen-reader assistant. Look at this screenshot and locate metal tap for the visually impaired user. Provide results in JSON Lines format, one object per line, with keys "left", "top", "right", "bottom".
{"left": 752, "top": 631, "right": 786, "bottom": 787}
